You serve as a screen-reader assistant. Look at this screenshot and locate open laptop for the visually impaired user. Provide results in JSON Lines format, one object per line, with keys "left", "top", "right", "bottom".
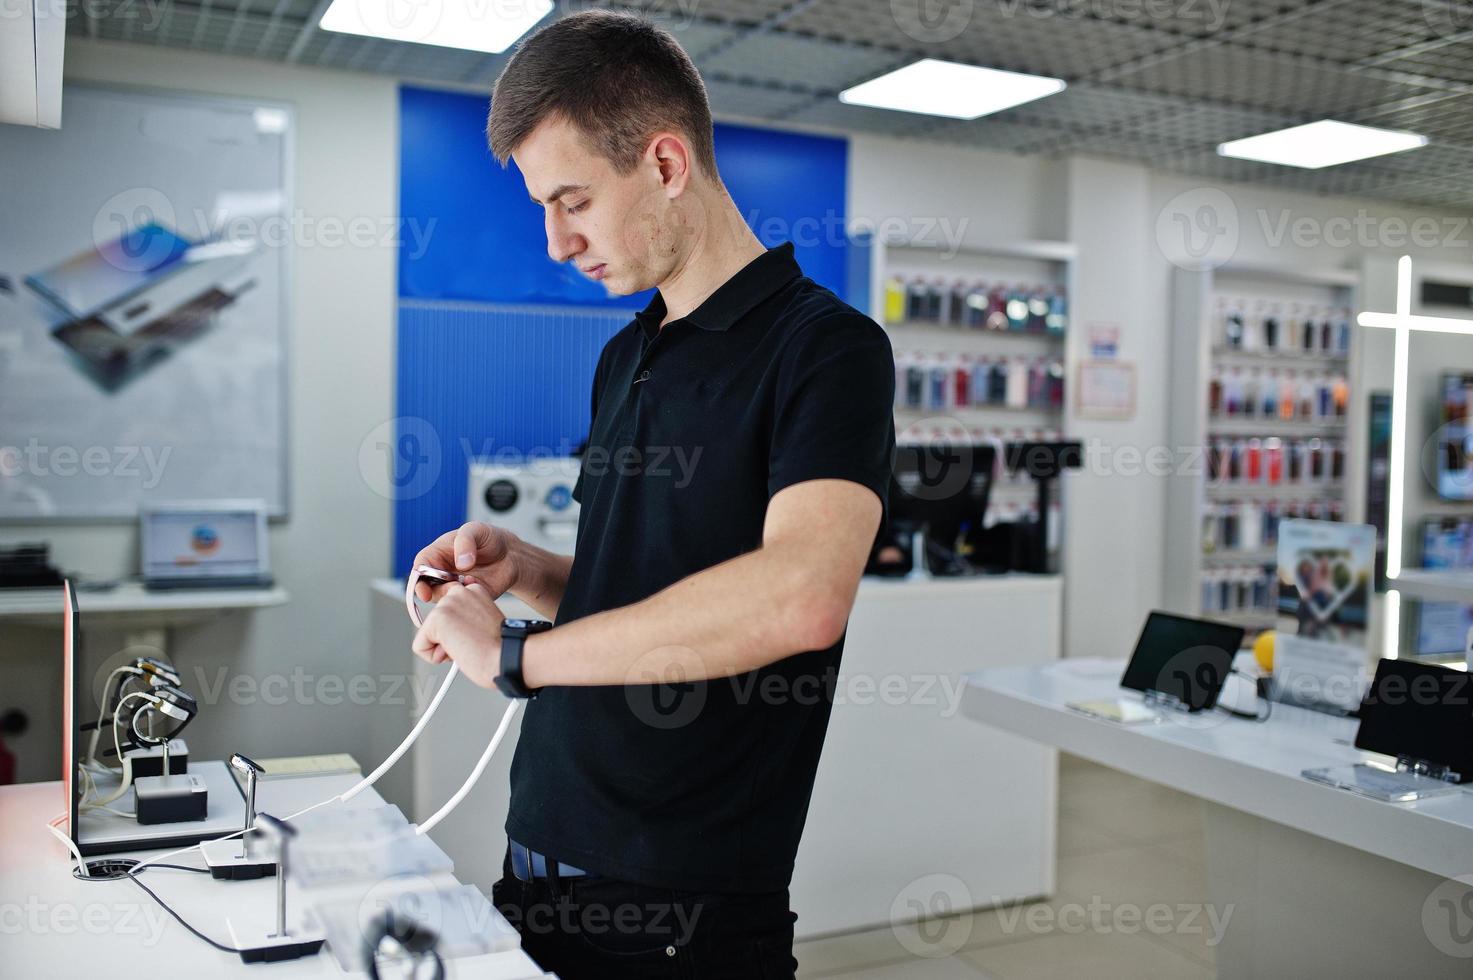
{"left": 139, "top": 500, "right": 274, "bottom": 590}
{"left": 63, "top": 581, "right": 245, "bottom": 856}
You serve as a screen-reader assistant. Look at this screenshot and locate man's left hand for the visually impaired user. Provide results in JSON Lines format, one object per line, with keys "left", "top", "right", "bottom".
{"left": 411, "top": 581, "right": 505, "bottom": 689}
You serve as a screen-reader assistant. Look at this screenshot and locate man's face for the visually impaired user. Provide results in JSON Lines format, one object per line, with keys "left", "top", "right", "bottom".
{"left": 513, "top": 116, "right": 689, "bottom": 296}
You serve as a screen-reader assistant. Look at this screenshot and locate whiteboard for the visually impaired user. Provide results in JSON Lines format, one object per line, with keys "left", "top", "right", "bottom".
{"left": 0, "top": 85, "right": 290, "bottom": 518}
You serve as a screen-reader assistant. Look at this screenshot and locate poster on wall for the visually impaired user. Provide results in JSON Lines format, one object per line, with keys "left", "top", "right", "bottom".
{"left": 0, "top": 86, "right": 289, "bottom": 518}
{"left": 1274, "top": 519, "right": 1376, "bottom": 713}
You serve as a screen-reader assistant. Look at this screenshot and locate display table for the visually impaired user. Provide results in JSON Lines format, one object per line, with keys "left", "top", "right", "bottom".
{"left": 0, "top": 583, "right": 289, "bottom": 628}
{"left": 0, "top": 772, "right": 551, "bottom": 978}
{"left": 369, "top": 573, "right": 1064, "bottom": 937}
{"left": 962, "top": 659, "right": 1473, "bottom": 978}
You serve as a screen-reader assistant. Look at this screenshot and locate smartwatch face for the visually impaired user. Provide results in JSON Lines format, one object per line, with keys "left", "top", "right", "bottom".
{"left": 505, "top": 619, "right": 528, "bottom": 630}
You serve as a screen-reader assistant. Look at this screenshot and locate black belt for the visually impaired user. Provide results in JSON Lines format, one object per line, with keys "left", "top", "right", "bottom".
{"left": 509, "top": 839, "right": 590, "bottom": 881}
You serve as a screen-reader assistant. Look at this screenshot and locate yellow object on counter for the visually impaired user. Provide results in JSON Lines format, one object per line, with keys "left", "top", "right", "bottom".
{"left": 1253, "top": 630, "right": 1275, "bottom": 674}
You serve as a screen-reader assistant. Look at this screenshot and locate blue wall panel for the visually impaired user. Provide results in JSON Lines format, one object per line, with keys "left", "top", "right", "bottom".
{"left": 392, "top": 302, "right": 630, "bottom": 574}
{"left": 394, "top": 85, "right": 849, "bottom": 574}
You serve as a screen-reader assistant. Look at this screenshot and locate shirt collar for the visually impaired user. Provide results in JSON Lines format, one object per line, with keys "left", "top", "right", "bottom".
{"left": 633, "top": 241, "right": 802, "bottom": 341}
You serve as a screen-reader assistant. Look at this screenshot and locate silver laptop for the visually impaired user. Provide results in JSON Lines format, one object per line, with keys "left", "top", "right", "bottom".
{"left": 139, "top": 500, "right": 273, "bottom": 590}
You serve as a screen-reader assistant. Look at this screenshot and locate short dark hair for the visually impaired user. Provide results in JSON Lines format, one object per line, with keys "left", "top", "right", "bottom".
{"left": 487, "top": 10, "right": 719, "bottom": 179}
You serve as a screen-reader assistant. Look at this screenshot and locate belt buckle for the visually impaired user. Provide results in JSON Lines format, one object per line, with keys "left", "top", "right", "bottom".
{"left": 510, "top": 842, "right": 532, "bottom": 882}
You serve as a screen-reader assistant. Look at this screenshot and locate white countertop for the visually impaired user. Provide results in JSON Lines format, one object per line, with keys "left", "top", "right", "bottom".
{"left": 0, "top": 582, "right": 289, "bottom": 626}
{"left": 0, "top": 772, "right": 548, "bottom": 978}
{"left": 373, "top": 571, "right": 1061, "bottom": 607}
{"left": 962, "top": 658, "right": 1473, "bottom": 880}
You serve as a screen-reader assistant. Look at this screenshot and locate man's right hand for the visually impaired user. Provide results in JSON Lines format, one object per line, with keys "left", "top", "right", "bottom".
{"left": 412, "top": 521, "right": 521, "bottom": 602}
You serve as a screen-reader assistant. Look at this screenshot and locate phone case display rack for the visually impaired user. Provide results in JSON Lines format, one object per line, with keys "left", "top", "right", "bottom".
{"left": 1165, "top": 264, "right": 1361, "bottom": 631}
{"left": 869, "top": 237, "right": 1078, "bottom": 543}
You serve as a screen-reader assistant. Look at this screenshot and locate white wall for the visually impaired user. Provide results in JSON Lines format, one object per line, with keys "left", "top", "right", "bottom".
{"left": 848, "top": 133, "right": 1068, "bottom": 248}
{"left": 0, "top": 38, "right": 400, "bottom": 782}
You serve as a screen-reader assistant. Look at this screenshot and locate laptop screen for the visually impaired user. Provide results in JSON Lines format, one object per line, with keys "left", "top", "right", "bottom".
{"left": 141, "top": 507, "right": 264, "bottom": 581}
{"left": 1119, "top": 611, "right": 1246, "bottom": 712}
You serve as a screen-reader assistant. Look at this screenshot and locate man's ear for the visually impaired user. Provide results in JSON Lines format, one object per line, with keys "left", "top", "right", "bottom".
{"left": 647, "top": 132, "right": 692, "bottom": 198}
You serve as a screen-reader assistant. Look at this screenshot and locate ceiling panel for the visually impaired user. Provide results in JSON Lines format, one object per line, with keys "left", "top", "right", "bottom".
{"left": 1356, "top": 92, "right": 1473, "bottom": 147}
{"left": 705, "top": 79, "right": 818, "bottom": 120}
{"left": 700, "top": 32, "right": 901, "bottom": 92}
{"left": 782, "top": 97, "right": 941, "bottom": 138}
{"left": 1107, "top": 46, "right": 1446, "bottom": 116}
{"left": 1376, "top": 36, "right": 1473, "bottom": 85}
{"left": 1233, "top": 0, "right": 1441, "bottom": 63}
{"left": 59, "top": 0, "right": 1473, "bottom": 213}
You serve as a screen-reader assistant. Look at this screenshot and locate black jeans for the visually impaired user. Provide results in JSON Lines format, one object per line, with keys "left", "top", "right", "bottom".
{"left": 490, "top": 849, "right": 797, "bottom": 979}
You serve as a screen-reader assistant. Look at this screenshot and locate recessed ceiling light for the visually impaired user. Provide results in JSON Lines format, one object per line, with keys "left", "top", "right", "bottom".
{"left": 1217, "top": 120, "right": 1427, "bottom": 169}
{"left": 319, "top": 0, "right": 552, "bottom": 54}
{"left": 838, "top": 59, "right": 1065, "bottom": 120}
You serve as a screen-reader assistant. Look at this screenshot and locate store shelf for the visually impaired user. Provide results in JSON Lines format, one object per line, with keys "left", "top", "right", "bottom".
{"left": 1212, "top": 347, "right": 1348, "bottom": 366}
{"left": 1385, "top": 569, "right": 1473, "bottom": 604}
{"left": 884, "top": 238, "right": 1077, "bottom": 264}
{"left": 1210, "top": 610, "right": 1279, "bottom": 630}
{"left": 1203, "top": 549, "right": 1278, "bottom": 564}
{"left": 895, "top": 404, "right": 1063, "bottom": 418}
{"left": 1163, "top": 263, "right": 1361, "bottom": 625}
{"left": 1205, "top": 483, "right": 1345, "bottom": 499}
{"left": 888, "top": 321, "right": 1065, "bottom": 341}
{"left": 1207, "top": 419, "right": 1348, "bottom": 437}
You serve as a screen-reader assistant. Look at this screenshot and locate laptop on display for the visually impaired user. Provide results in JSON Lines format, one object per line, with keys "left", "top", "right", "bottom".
{"left": 139, "top": 501, "right": 274, "bottom": 590}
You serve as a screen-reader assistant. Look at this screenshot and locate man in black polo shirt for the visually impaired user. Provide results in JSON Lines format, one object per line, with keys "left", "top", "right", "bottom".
{"left": 409, "top": 10, "right": 894, "bottom": 979}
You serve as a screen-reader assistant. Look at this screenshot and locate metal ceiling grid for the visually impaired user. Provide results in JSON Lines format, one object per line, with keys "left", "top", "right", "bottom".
{"left": 1102, "top": 103, "right": 1299, "bottom": 149}
{"left": 781, "top": 97, "right": 942, "bottom": 138}
{"left": 1377, "top": 37, "right": 1473, "bottom": 85}
{"left": 781, "top": 0, "right": 1173, "bottom": 79}
{"left": 1235, "top": 0, "right": 1443, "bottom": 64}
{"left": 623, "top": 0, "right": 799, "bottom": 27}
{"left": 699, "top": 31, "right": 899, "bottom": 92}
{"left": 57, "top": 0, "right": 1473, "bottom": 213}
{"left": 997, "top": 83, "right": 1188, "bottom": 133}
{"left": 1109, "top": 47, "right": 1447, "bottom": 116}
{"left": 705, "top": 78, "right": 817, "bottom": 119}
{"left": 1363, "top": 181, "right": 1473, "bottom": 211}
{"left": 928, "top": 15, "right": 1189, "bottom": 81}
{"left": 1360, "top": 93, "right": 1473, "bottom": 146}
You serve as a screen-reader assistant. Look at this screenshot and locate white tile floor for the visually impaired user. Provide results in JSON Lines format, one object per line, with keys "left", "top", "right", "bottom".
{"left": 794, "top": 754, "right": 1220, "bottom": 979}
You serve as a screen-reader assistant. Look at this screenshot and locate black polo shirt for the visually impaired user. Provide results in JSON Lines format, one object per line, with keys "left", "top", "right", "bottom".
{"left": 505, "top": 241, "right": 896, "bottom": 894}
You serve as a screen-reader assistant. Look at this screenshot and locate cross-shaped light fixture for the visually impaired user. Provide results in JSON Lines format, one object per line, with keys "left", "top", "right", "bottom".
{"left": 1357, "top": 255, "right": 1473, "bottom": 659}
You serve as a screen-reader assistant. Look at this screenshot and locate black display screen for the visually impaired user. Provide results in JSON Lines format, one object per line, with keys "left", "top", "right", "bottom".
{"left": 1119, "top": 611, "right": 1246, "bottom": 712}
{"left": 1355, "top": 658, "right": 1473, "bottom": 779}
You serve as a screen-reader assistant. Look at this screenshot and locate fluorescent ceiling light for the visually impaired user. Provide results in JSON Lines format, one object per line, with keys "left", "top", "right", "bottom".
{"left": 1218, "top": 120, "right": 1427, "bottom": 169}
{"left": 319, "top": 0, "right": 552, "bottom": 54}
{"left": 839, "top": 59, "right": 1065, "bottom": 120}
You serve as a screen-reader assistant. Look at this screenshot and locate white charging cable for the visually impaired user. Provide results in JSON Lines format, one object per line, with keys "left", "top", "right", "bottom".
{"left": 118, "top": 565, "right": 468, "bottom": 877}
{"left": 416, "top": 698, "right": 519, "bottom": 836}
{"left": 86, "top": 666, "right": 142, "bottom": 767}
{"left": 65, "top": 565, "right": 520, "bottom": 880}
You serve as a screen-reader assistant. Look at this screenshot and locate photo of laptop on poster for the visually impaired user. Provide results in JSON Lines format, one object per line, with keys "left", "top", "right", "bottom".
{"left": 139, "top": 501, "right": 274, "bottom": 591}
{"left": 25, "top": 222, "right": 257, "bottom": 392}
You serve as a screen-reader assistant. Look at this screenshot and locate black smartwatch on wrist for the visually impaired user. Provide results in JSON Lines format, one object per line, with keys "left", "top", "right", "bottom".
{"left": 496, "top": 619, "right": 552, "bottom": 699}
